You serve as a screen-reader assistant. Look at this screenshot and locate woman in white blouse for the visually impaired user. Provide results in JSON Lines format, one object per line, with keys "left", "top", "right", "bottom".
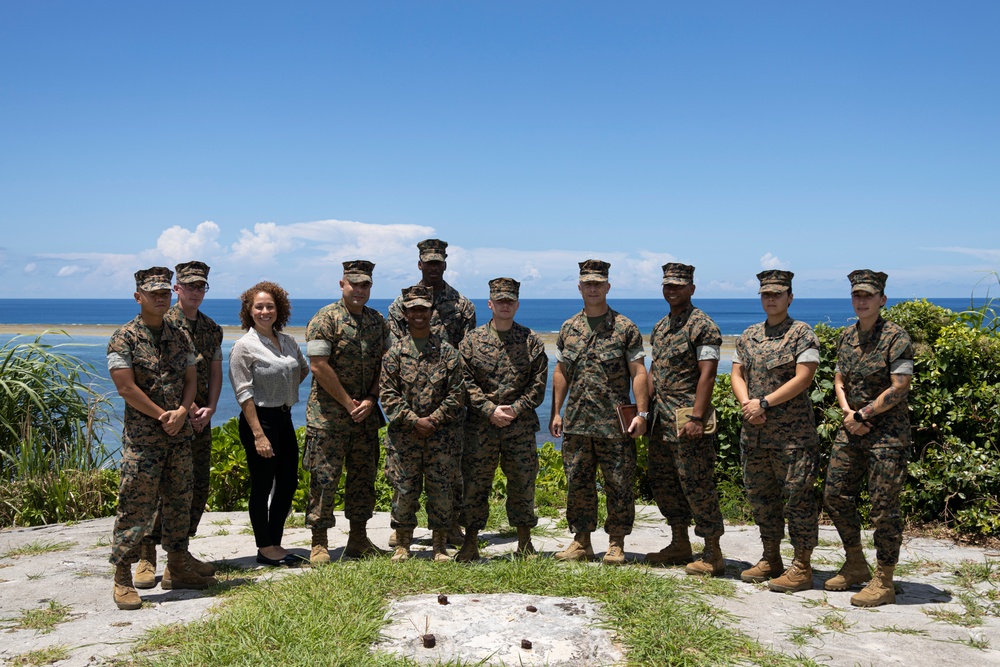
{"left": 229, "top": 281, "right": 309, "bottom": 566}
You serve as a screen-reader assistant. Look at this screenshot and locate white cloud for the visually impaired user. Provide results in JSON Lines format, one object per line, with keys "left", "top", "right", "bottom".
{"left": 156, "top": 221, "right": 222, "bottom": 262}
{"left": 760, "top": 252, "right": 788, "bottom": 270}
{"left": 230, "top": 222, "right": 300, "bottom": 262}
{"left": 23, "top": 263, "right": 37, "bottom": 274}
{"left": 56, "top": 265, "right": 84, "bottom": 277}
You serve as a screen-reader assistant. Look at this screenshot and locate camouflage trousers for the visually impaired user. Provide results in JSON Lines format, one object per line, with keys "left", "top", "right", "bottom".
{"left": 387, "top": 430, "right": 455, "bottom": 531}
{"left": 460, "top": 423, "right": 539, "bottom": 532}
{"left": 144, "top": 425, "right": 211, "bottom": 546}
{"left": 110, "top": 437, "right": 192, "bottom": 565}
{"left": 562, "top": 434, "right": 636, "bottom": 536}
{"left": 742, "top": 446, "right": 819, "bottom": 549}
{"left": 824, "top": 441, "right": 910, "bottom": 566}
{"left": 303, "top": 424, "right": 380, "bottom": 528}
{"left": 648, "top": 429, "right": 724, "bottom": 538}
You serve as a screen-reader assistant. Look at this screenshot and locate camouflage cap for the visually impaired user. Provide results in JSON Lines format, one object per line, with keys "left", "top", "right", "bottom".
{"left": 489, "top": 277, "right": 520, "bottom": 301}
{"left": 661, "top": 262, "right": 695, "bottom": 286}
{"left": 756, "top": 269, "right": 794, "bottom": 294}
{"left": 848, "top": 269, "right": 888, "bottom": 294}
{"left": 401, "top": 285, "right": 434, "bottom": 309}
{"left": 579, "top": 259, "right": 611, "bottom": 283}
{"left": 135, "top": 267, "right": 173, "bottom": 292}
{"left": 343, "top": 259, "right": 375, "bottom": 284}
{"left": 174, "top": 261, "right": 210, "bottom": 284}
{"left": 417, "top": 238, "right": 448, "bottom": 262}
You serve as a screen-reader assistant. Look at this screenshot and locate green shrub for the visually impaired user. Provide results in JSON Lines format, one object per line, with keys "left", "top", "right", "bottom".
{"left": 0, "top": 333, "right": 114, "bottom": 482}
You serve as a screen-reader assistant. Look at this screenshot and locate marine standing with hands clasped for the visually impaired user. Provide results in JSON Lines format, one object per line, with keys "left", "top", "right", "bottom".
{"left": 731, "top": 270, "right": 821, "bottom": 592}
{"left": 457, "top": 278, "right": 548, "bottom": 561}
{"left": 134, "top": 261, "right": 222, "bottom": 589}
{"left": 645, "top": 263, "right": 727, "bottom": 576}
{"left": 823, "top": 270, "right": 913, "bottom": 607}
{"left": 304, "top": 261, "right": 391, "bottom": 564}
{"left": 107, "top": 267, "right": 217, "bottom": 611}
{"left": 549, "top": 259, "right": 649, "bottom": 565}
{"left": 386, "top": 239, "right": 476, "bottom": 548}
{"left": 381, "top": 285, "right": 465, "bottom": 562}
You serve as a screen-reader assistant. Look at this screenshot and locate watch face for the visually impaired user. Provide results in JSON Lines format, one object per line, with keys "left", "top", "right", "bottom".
{"left": 760, "top": 398, "right": 769, "bottom": 410}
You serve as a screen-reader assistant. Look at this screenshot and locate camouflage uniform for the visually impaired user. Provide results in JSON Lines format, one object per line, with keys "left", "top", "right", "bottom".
{"left": 386, "top": 244, "right": 475, "bottom": 523}
{"left": 381, "top": 332, "right": 465, "bottom": 531}
{"left": 557, "top": 308, "right": 644, "bottom": 536}
{"left": 108, "top": 315, "right": 196, "bottom": 565}
{"left": 824, "top": 316, "right": 913, "bottom": 566}
{"left": 648, "top": 303, "right": 725, "bottom": 538}
{"left": 460, "top": 320, "right": 548, "bottom": 532}
{"left": 734, "top": 317, "right": 821, "bottom": 550}
{"left": 147, "top": 303, "right": 223, "bottom": 540}
{"left": 304, "top": 299, "right": 390, "bottom": 528}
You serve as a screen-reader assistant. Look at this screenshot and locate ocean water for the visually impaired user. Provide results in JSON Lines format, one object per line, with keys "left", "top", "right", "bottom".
{"left": 0, "top": 296, "right": 985, "bottom": 455}
{"left": 0, "top": 296, "right": 986, "bottom": 335}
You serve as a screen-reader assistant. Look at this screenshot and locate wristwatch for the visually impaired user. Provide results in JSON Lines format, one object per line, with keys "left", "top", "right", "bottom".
{"left": 759, "top": 397, "right": 770, "bottom": 410}
{"left": 637, "top": 411, "right": 650, "bottom": 420}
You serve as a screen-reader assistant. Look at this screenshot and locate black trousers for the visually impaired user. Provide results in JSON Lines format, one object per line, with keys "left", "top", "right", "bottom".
{"left": 239, "top": 407, "right": 299, "bottom": 549}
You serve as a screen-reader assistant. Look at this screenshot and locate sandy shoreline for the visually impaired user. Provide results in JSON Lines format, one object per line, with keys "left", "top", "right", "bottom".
{"left": 0, "top": 324, "right": 738, "bottom": 355}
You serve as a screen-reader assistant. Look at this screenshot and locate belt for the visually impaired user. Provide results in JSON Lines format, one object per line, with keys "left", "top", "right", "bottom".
{"left": 258, "top": 404, "right": 292, "bottom": 413}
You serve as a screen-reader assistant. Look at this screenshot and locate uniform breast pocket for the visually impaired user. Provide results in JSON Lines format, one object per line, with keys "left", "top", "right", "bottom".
{"left": 427, "top": 364, "right": 451, "bottom": 390}
{"left": 764, "top": 353, "right": 796, "bottom": 381}
{"left": 598, "top": 349, "right": 626, "bottom": 382}
{"left": 561, "top": 349, "right": 580, "bottom": 376}
{"left": 853, "top": 355, "right": 886, "bottom": 379}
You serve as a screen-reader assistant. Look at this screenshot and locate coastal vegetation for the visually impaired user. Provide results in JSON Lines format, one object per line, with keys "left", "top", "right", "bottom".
{"left": 0, "top": 333, "right": 117, "bottom": 526}
{"left": 2, "top": 295, "right": 999, "bottom": 538}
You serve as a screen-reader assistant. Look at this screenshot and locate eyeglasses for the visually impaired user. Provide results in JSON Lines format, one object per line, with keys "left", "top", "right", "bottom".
{"left": 181, "top": 283, "right": 210, "bottom": 293}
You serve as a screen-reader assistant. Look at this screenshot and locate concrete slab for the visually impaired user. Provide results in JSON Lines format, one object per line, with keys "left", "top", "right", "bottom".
{"left": 1, "top": 508, "right": 998, "bottom": 666}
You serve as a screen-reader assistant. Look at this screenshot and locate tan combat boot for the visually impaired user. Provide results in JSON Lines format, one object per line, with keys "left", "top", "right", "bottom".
{"left": 187, "top": 554, "right": 216, "bottom": 577}
{"left": 768, "top": 547, "right": 814, "bottom": 593}
{"left": 310, "top": 528, "right": 331, "bottom": 565}
{"left": 113, "top": 563, "right": 142, "bottom": 611}
{"left": 741, "top": 540, "right": 784, "bottom": 583}
{"left": 391, "top": 529, "right": 412, "bottom": 563}
{"left": 851, "top": 564, "right": 896, "bottom": 607}
{"left": 455, "top": 529, "right": 480, "bottom": 562}
{"left": 516, "top": 526, "right": 536, "bottom": 557}
{"left": 344, "top": 521, "right": 389, "bottom": 559}
{"left": 134, "top": 541, "right": 157, "bottom": 589}
{"left": 388, "top": 530, "right": 398, "bottom": 548}
{"left": 603, "top": 534, "right": 627, "bottom": 566}
{"left": 161, "top": 551, "right": 218, "bottom": 590}
{"left": 825, "top": 544, "right": 871, "bottom": 591}
{"left": 555, "top": 532, "right": 594, "bottom": 562}
{"left": 645, "top": 524, "right": 693, "bottom": 565}
{"left": 447, "top": 522, "right": 465, "bottom": 547}
{"left": 432, "top": 530, "right": 452, "bottom": 562}
{"left": 685, "top": 535, "right": 726, "bottom": 576}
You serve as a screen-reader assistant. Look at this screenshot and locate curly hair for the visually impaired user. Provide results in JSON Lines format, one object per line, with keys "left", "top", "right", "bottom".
{"left": 238, "top": 281, "right": 292, "bottom": 332}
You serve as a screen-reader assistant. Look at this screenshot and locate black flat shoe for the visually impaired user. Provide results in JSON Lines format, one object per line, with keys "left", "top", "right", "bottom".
{"left": 256, "top": 551, "right": 285, "bottom": 567}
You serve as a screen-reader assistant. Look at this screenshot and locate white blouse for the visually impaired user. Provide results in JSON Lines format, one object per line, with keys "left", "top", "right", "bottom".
{"left": 228, "top": 329, "right": 308, "bottom": 408}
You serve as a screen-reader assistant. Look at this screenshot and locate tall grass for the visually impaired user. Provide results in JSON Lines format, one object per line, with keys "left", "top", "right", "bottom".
{"left": 957, "top": 270, "right": 1000, "bottom": 334}
{"left": 0, "top": 332, "right": 117, "bottom": 526}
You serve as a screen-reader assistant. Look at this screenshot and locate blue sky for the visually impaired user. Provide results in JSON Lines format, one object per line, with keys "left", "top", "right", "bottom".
{"left": 1, "top": 1, "right": 997, "bottom": 300}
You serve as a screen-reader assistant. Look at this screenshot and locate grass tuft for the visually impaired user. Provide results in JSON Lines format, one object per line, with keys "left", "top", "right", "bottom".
{"left": 7, "top": 645, "right": 71, "bottom": 666}
{"left": 2, "top": 540, "right": 75, "bottom": 558}
{"left": 6, "top": 600, "right": 72, "bottom": 634}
